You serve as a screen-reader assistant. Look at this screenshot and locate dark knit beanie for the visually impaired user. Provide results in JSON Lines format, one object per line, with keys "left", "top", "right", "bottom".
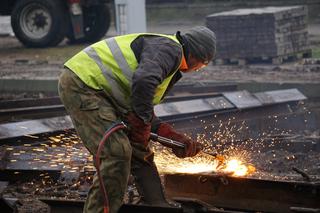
{"left": 182, "top": 26, "right": 216, "bottom": 62}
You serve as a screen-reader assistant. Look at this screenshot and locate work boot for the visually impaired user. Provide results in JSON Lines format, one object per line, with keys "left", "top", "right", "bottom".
{"left": 131, "top": 159, "right": 180, "bottom": 208}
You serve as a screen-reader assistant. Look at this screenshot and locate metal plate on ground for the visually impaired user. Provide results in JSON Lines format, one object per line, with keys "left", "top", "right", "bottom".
{"left": 0, "top": 181, "right": 8, "bottom": 194}
{"left": 254, "top": 88, "right": 307, "bottom": 105}
{"left": 223, "top": 90, "right": 262, "bottom": 109}
{"left": 155, "top": 96, "right": 234, "bottom": 117}
{"left": 0, "top": 116, "right": 73, "bottom": 140}
{"left": 41, "top": 198, "right": 183, "bottom": 213}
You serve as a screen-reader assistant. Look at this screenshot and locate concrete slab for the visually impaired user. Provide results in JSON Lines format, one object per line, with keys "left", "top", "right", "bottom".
{"left": 223, "top": 90, "right": 263, "bottom": 109}
{"left": 0, "top": 16, "right": 13, "bottom": 37}
{"left": 0, "top": 116, "right": 73, "bottom": 140}
{"left": 254, "top": 88, "right": 307, "bottom": 104}
{"left": 155, "top": 96, "right": 234, "bottom": 117}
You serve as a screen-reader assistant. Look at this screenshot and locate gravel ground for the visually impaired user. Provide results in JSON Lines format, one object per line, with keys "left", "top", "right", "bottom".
{"left": 1, "top": 53, "right": 320, "bottom": 83}
{"left": 0, "top": 18, "right": 320, "bottom": 83}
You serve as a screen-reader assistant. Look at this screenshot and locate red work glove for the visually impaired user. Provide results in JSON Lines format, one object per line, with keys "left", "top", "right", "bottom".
{"left": 157, "top": 123, "right": 202, "bottom": 158}
{"left": 126, "top": 112, "right": 151, "bottom": 147}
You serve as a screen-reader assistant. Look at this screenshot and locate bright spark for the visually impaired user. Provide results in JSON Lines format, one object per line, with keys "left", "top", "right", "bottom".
{"left": 154, "top": 147, "right": 255, "bottom": 177}
{"left": 223, "top": 159, "right": 253, "bottom": 176}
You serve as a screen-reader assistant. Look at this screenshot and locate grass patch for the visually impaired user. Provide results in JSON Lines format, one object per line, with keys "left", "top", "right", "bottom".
{"left": 0, "top": 42, "right": 86, "bottom": 62}
{"left": 312, "top": 48, "right": 320, "bottom": 58}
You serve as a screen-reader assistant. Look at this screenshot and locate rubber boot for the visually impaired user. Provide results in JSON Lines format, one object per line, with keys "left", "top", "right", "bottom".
{"left": 131, "top": 159, "right": 179, "bottom": 208}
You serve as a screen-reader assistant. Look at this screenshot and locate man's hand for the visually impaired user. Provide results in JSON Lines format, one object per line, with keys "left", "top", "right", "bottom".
{"left": 156, "top": 122, "right": 201, "bottom": 158}
{"left": 126, "top": 112, "right": 151, "bottom": 147}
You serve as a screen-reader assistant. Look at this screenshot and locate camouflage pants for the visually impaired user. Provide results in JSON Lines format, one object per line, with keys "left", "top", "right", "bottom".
{"left": 58, "top": 69, "right": 157, "bottom": 213}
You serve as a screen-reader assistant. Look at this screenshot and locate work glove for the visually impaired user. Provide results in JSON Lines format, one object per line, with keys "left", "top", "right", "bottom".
{"left": 156, "top": 122, "right": 202, "bottom": 158}
{"left": 126, "top": 112, "right": 151, "bottom": 147}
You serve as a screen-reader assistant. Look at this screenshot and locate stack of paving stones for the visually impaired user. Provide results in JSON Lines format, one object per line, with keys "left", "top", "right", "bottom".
{"left": 206, "top": 6, "right": 311, "bottom": 64}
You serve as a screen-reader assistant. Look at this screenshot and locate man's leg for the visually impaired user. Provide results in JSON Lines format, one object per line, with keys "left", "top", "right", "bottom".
{"left": 130, "top": 143, "right": 171, "bottom": 207}
{"left": 58, "top": 69, "right": 132, "bottom": 213}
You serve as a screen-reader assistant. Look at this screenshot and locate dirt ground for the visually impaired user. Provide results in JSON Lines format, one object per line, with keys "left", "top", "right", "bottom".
{"left": 0, "top": 22, "right": 320, "bottom": 83}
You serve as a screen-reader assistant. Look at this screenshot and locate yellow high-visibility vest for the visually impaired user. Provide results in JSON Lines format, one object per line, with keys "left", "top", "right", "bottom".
{"left": 64, "top": 33, "right": 183, "bottom": 109}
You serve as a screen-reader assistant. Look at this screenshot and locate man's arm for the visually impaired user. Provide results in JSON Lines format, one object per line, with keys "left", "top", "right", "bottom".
{"left": 131, "top": 36, "right": 182, "bottom": 123}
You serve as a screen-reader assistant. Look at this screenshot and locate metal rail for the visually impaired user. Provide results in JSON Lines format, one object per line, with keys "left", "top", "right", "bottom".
{"left": 2, "top": 178, "right": 319, "bottom": 213}
{"left": 0, "top": 83, "right": 237, "bottom": 123}
{"left": 1, "top": 196, "right": 253, "bottom": 213}
{"left": 164, "top": 173, "right": 320, "bottom": 213}
{"left": 0, "top": 88, "right": 319, "bottom": 213}
{"left": 0, "top": 93, "right": 227, "bottom": 123}
{"left": 0, "top": 89, "right": 311, "bottom": 143}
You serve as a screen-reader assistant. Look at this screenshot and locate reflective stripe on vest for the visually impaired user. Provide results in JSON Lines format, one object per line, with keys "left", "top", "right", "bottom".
{"left": 106, "top": 38, "right": 133, "bottom": 83}
{"left": 64, "top": 33, "right": 182, "bottom": 107}
{"left": 83, "top": 45, "right": 128, "bottom": 106}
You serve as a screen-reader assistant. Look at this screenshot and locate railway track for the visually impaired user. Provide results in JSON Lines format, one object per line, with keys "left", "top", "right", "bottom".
{"left": 0, "top": 83, "right": 237, "bottom": 123}
{"left": 0, "top": 86, "right": 319, "bottom": 213}
{"left": 1, "top": 174, "right": 319, "bottom": 213}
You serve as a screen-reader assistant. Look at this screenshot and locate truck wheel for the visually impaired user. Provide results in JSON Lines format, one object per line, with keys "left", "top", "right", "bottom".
{"left": 11, "top": 0, "right": 67, "bottom": 47}
{"left": 68, "top": 4, "right": 110, "bottom": 43}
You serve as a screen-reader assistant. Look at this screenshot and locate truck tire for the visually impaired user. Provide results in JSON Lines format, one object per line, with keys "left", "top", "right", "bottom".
{"left": 11, "top": 0, "right": 67, "bottom": 47}
{"left": 67, "top": 4, "right": 110, "bottom": 43}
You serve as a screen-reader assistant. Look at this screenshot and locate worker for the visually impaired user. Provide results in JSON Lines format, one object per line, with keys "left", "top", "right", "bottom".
{"left": 58, "top": 26, "right": 216, "bottom": 213}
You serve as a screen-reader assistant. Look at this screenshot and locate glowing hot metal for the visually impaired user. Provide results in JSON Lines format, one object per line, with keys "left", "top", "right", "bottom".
{"left": 154, "top": 148, "right": 255, "bottom": 177}
{"left": 222, "top": 159, "right": 255, "bottom": 176}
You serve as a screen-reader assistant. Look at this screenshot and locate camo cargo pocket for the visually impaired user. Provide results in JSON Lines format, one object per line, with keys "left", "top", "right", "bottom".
{"left": 98, "top": 105, "right": 132, "bottom": 160}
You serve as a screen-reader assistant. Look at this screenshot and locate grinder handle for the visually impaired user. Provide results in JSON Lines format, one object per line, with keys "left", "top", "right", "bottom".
{"left": 150, "top": 133, "right": 218, "bottom": 158}
{"left": 149, "top": 133, "right": 185, "bottom": 149}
